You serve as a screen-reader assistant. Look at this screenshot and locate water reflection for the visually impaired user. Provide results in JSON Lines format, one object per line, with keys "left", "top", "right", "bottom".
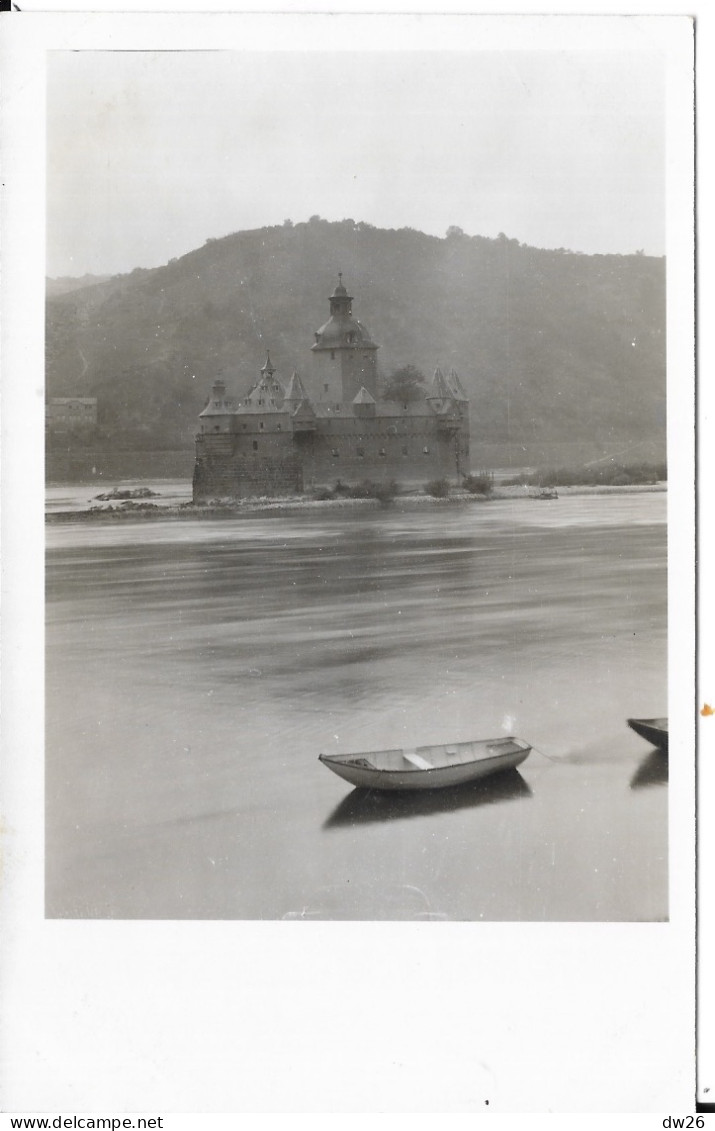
{"left": 630, "top": 748, "right": 669, "bottom": 789}
{"left": 323, "top": 768, "right": 532, "bottom": 829}
{"left": 46, "top": 492, "right": 668, "bottom": 921}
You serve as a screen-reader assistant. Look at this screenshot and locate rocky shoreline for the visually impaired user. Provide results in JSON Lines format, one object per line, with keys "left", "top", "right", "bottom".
{"left": 45, "top": 482, "right": 666, "bottom": 523}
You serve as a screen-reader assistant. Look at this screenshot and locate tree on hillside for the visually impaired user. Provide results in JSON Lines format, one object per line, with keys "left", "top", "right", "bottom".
{"left": 383, "top": 364, "right": 427, "bottom": 403}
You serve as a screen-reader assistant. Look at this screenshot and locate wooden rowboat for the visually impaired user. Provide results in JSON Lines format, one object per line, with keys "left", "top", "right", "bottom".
{"left": 627, "top": 717, "right": 668, "bottom": 752}
{"left": 319, "top": 736, "right": 532, "bottom": 791}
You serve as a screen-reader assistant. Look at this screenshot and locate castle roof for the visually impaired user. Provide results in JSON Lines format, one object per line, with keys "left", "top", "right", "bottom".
{"left": 427, "top": 367, "right": 453, "bottom": 401}
{"left": 446, "top": 367, "right": 468, "bottom": 401}
{"left": 352, "top": 386, "right": 376, "bottom": 404}
{"left": 282, "top": 371, "right": 317, "bottom": 418}
{"left": 312, "top": 315, "right": 377, "bottom": 350}
{"left": 244, "top": 353, "right": 285, "bottom": 411}
{"left": 283, "top": 371, "right": 309, "bottom": 405}
{"left": 260, "top": 350, "right": 276, "bottom": 377}
{"left": 312, "top": 274, "right": 378, "bottom": 352}
{"left": 199, "top": 375, "right": 239, "bottom": 417}
{"left": 331, "top": 273, "right": 350, "bottom": 299}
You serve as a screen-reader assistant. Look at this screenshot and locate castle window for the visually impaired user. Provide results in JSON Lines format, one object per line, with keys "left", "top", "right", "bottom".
{"left": 402, "top": 446, "right": 408, "bottom": 456}
{"left": 214, "top": 425, "right": 220, "bottom": 432}
{"left": 252, "top": 440, "right": 258, "bottom": 451}
{"left": 324, "top": 383, "right": 329, "bottom": 392}
{"left": 357, "top": 447, "right": 364, "bottom": 457}
{"left": 331, "top": 351, "right": 336, "bottom": 360}
{"left": 331, "top": 449, "right": 339, "bottom": 458}
{"left": 277, "top": 423, "right": 282, "bottom": 431}
{"left": 379, "top": 448, "right": 386, "bottom": 457}
{"left": 259, "top": 422, "right": 264, "bottom": 430}
{"left": 423, "top": 446, "right": 430, "bottom": 455}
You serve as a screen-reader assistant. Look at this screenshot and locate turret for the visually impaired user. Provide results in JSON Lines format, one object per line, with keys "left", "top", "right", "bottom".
{"left": 426, "top": 367, "right": 453, "bottom": 412}
{"left": 446, "top": 367, "right": 468, "bottom": 402}
{"left": 328, "top": 273, "right": 353, "bottom": 318}
{"left": 198, "top": 374, "right": 236, "bottom": 433}
{"left": 309, "top": 275, "right": 379, "bottom": 407}
{"left": 283, "top": 371, "right": 310, "bottom": 411}
{"left": 245, "top": 351, "right": 285, "bottom": 410}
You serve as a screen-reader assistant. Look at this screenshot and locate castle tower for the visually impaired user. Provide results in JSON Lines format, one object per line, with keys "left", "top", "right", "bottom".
{"left": 425, "top": 367, "right": 453, "bottom": 414}
{"left": 245, "top": 351, "right": 285, "bottom": 410}
{"left": 309, "top": 274, "right": 379, "bottom": 409}
{"left": 283, "top": 371, "right": 309, "bottom": 411}
{"left": 446, "top": 367, "right": 468, "bottom": 403}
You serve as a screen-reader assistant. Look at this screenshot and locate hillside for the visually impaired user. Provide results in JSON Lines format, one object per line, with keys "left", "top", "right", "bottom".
{"left": 46, "top": 218, "right": 665, "bottom": 456}
{"left": 46, "top": 274, "right": 114, "bottom": 298}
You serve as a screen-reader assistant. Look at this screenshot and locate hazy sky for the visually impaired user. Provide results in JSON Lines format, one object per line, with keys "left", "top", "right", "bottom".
{"left": 47, "top": 48, "right": 665, "bottom": 277}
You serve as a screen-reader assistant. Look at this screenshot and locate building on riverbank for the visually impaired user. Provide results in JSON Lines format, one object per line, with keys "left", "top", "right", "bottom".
{"left": 192, "top": 276, "right": 470, "bottom": 501}
{"left": 46, "top": 397, "right": 98, "bottom": 434}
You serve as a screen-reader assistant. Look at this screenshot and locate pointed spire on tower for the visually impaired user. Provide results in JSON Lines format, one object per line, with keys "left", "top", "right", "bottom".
{"left": 283, "top": 370, "right": 310, "bottom": 407}
{"left": 428, "top": 367, "right": 452, "bottom": 400}
{"left": 446, "top": 367, "right": 468, "bottom": 401}
{"left": 247, "top": 351, "right": 285, "bottom": 409}
{"left": 332, "top": 271, "right": 348, "bottom": 297}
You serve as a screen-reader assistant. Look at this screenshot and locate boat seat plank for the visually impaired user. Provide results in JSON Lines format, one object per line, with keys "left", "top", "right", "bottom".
{"left": 403, "top": 752, "right": 432, "bottom": 770}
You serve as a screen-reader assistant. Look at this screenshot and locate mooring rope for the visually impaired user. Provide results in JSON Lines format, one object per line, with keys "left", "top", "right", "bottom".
{"left": 528, "top": 742, "right": 563, "bottom": 764}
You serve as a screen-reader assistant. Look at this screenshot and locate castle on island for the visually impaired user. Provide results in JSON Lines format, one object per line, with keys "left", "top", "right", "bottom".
{"left": 192, "top": 275, "right": 470, "bottom": 501}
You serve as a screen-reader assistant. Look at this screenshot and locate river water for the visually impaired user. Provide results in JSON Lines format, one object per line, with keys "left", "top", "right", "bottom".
{"left": 46, "top": 490, "right": 667, "bottom": 921}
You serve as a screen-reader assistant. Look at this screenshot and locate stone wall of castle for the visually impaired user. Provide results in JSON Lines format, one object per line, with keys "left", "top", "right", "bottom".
{"left": 193, "top": 413, "right": 469, "bottom": 500}
{"left": 193, "top": 432, "right": 304, "bottom": 499}
{"left": 297, "top": 415, "right": 468, "bottom": 487}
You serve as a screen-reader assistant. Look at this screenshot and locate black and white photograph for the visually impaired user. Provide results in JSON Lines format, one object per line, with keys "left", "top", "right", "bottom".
{"left": 44, "top": 36, "right": 673, "bottom": 924}
{"left": 0, "top": 8, "right": 702, "bottom": 1117}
